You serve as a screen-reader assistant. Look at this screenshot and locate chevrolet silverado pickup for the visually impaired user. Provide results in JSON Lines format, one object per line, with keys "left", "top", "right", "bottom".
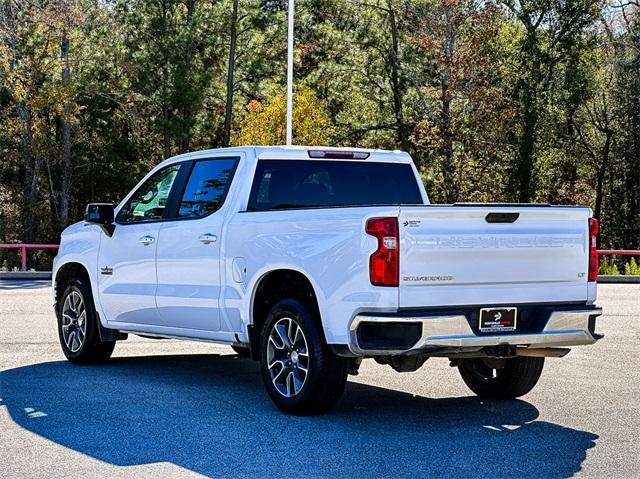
{"left": 52, "top": 146, "right": 603, "bottom": 414}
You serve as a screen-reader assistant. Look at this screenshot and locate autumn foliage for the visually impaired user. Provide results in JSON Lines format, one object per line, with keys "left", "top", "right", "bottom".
{"left": 232, "top": 86, "right": 334, "bottom": 146}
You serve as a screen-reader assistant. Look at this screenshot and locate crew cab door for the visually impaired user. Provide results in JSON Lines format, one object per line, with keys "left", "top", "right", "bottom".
{"left": 155, "top": 156, "right": 239, "bottom": 331}
{"left": 98, "top": 163, "right": 182, "bottom": 326}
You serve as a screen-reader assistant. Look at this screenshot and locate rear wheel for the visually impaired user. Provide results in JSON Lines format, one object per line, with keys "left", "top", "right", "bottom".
{"left": 260, "top": 299, "right": 347, "bottom": 415}
{"left": 458, "top": 357, "right": 544, "bottom": 399}
{"left": 57, "top": 278, "right": 115, "bottom": 364}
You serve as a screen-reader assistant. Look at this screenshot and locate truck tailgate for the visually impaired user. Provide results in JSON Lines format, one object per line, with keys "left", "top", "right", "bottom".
{"left": 398, "top": 206, "right": 591, "bottom": 308}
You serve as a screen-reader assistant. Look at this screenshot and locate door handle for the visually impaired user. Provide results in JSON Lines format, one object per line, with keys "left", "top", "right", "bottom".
{"left": 198, "top": 233, "right": 218, "bottom": 244}
{"left": 139, "top": 235, "right": 155, "bottom": 246}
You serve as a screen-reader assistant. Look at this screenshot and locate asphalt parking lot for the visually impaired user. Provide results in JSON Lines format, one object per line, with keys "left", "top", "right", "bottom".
{"left": 1, "top": 281, "right": 639, "bottom": 479}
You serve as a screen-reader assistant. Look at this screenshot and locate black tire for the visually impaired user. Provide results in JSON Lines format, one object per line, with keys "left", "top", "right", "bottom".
{"left": 260, "top": 299, "right": 347, "bottom": 415}
{"left": 57, "top": 278, "right": 115, "bottom": 364}
{"left": 458, "top": 357, "right": 544, "bottom": 399}
{"left": 231, "top": 345, "right": 250, "bottom": 357}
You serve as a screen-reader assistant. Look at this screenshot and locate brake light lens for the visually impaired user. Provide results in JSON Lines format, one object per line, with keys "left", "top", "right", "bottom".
{"left": 588, "top": 218, "right": 599, "bottom": 282}
{"left": 366, "top": 217, "right": 399, "bottom": 286}
{"left": 308, "top": 150, "right": 370, "bottom": 159}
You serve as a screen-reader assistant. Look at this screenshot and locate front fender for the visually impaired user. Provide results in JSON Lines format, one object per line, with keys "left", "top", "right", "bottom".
{"left": 53, "top": 222, "right": 105, "bottom": 326}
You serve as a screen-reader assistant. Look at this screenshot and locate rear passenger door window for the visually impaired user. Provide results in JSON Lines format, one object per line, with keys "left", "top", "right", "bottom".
{"left": 177, "top": 158, "right": 238, "bottom": 219}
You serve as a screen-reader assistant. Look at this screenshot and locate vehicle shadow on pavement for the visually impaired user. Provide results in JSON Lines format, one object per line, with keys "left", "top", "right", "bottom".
{"left": 1, "top": 353, "right": 598, "bottom": 478}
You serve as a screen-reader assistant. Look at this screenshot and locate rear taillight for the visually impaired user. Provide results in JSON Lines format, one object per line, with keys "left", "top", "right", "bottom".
{"left": 588, "top": 218, "right": 599, "bottom": 282}
{"left": 366, "top": 217, "right": 399, "bottom": 287}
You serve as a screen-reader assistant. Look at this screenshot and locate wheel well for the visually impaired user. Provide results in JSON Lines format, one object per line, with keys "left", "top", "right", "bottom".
{"left": 249, "top": 269, "right": 321, "bottom": 358}
{"left": 55, "top": 262, "right": 90, "bottom": 305}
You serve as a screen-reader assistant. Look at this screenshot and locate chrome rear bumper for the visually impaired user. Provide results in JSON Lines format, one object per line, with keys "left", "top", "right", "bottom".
{"left": 348, "top": 307, "right": 603, "bottom": 356}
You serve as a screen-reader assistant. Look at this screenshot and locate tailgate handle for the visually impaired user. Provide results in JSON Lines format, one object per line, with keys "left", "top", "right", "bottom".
{"left": 486, "top": 212, "right": 519, "bottom": 223}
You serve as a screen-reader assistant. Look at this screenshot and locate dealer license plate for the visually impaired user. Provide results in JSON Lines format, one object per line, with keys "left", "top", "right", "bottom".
{"left": 479, "top": 307, "right": 517, "bottom": 332}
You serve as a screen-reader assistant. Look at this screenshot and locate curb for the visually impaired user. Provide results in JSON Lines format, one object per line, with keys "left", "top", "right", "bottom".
{"left": 0, "top": 272, "right": 52, "bottom": 280}
{"left": 597, "top": 275, "right": 640, "bottom": 284}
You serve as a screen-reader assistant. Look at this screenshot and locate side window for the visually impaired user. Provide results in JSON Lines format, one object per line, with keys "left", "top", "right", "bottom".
{"left": 177, "top": 158, "right": 237, "bottom": 219}
{"left": 116, "top": 165, "right": 180, "bottom": 224}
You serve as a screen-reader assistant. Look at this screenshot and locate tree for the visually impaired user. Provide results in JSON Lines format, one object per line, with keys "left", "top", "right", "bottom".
{"left": 501, "top": 0, "right": 600, "bottom": 202}
{"left": 407, "top": 0, "right": 515, "bottom": 202}
{"left": 302, "top": 1, "right": 417, "bottom": 150}
{"left": 232, "top": 85, "right": 334, "bottom": 146}
{"left": 0, "top": 0, "right": 41, "bottom": 244}
{"left": 601, "top": 1, "right": 640, "bottom": 248}
{"left": 220, "top": 0, "right": 287, "bottom": 147}
{"left": 223, "top": 0, "right": 239, "bottom": 147}
{"left": 575, "top": 52, "right": 617, "bottom": 228}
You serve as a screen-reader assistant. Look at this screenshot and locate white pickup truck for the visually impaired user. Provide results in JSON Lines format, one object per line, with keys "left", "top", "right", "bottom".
{"left": 53, "top": 146, "right": 603, "bottom": 414}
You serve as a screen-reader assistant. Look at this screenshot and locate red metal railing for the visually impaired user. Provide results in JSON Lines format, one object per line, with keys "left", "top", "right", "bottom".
{"left": 597, "top": 250, "right": 640, "bottom": 256}
{"left": 0, "top": 244, "right": 59, "bottom": 271}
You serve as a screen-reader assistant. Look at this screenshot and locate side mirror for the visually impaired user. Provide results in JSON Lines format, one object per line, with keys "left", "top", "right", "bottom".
{"left": 85, "top": 203, "right": 115, "bottom": 236}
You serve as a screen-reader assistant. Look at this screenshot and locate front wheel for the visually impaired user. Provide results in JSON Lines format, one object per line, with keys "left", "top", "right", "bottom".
{"left": 57, "top": 278, "right": 115, "bottom": 364}
{"left": 260, "top": 299, "right": 347, "bottom": 415}
{"left": 458, "top": 357, "right": 545, "bottom": 399}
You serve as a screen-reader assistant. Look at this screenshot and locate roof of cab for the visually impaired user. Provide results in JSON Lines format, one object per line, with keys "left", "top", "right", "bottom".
{"left": 255, "top": 145, "right": 412, "bottom": 162}
{"left": 159, "top": 145, "right": 413, "bottom": 166}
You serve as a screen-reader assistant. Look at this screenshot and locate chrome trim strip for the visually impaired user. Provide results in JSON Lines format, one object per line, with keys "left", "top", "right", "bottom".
{"left": 348, "top": 307, "right": 602, "bottom": 356}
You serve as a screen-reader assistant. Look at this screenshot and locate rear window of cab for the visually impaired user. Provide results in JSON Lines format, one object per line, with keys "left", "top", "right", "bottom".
{"left": 247, "top": 160, "right": 423, "bottom": 211}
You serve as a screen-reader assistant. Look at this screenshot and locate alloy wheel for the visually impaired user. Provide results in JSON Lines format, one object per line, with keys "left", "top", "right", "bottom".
{"left": 266, "top": 317, "right": 310, "bottom": 397}
{"left": 61, "top": 291, "right": 87, "bottom": 353}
